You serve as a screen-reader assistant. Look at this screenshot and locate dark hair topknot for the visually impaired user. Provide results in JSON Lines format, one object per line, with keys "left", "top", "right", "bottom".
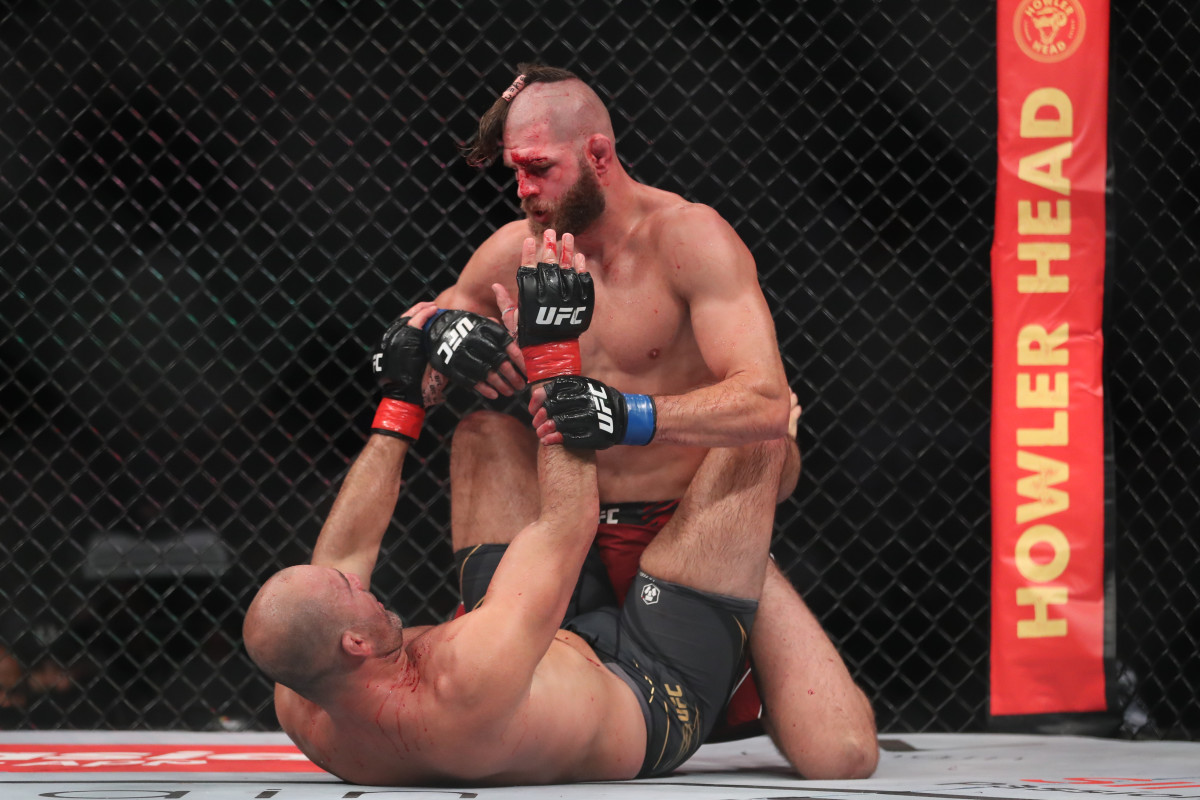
{"left": 462, "top": 63, "right": 580, "bottom": 168}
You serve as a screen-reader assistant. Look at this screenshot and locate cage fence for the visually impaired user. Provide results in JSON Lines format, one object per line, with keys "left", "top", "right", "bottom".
{"left": 0, "top": 0, "right": 1195, "bottom": 737}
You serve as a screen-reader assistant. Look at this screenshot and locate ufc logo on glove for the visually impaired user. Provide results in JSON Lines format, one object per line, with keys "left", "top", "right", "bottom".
{"left": 535, "top": 306, "right": 587, "bottom": 326}
{"left": 436, "top": 316, "right": 476, "bottom": 363}
{"left": 588, "top": 383, "right": 615, "bottom": 433}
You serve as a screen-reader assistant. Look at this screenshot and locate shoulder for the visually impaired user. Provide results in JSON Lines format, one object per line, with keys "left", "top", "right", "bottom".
{"left": 470, "top": 220, "right": 530, "bottom": 267}
{"left": 639, "top": 196, "right": 748, "bottom": 256}
{"left": 440, "top": 220, "right": 530, "bottom": 311}
{"left": 418, "top": 616, "right": 515, "bottom": 719}
{"left": 274, "top": 684, "right": 321, "bottom": 739}
{"left": 459, "top": 220, "right": 529, "bottom": 285}
{"left": 640, "top": 199, "right": 755, "bottom": 289}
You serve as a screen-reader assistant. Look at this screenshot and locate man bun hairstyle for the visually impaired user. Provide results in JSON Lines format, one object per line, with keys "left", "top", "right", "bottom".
{"left": 462, "top": 63, "right": 579, "bottom": 168}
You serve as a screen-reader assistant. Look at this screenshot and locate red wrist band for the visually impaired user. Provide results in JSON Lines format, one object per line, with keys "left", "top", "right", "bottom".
{"left": 522, "top": 341, "right": 582, "bottom": 382}
{"left": 371, "top": 398, "right": 425, "bottom": 441}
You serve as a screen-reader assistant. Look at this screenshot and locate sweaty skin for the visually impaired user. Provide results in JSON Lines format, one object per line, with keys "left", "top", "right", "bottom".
{"left": 244, "top": 291, "right": 650, "bottom": 786}
{"left": 438, "top": 81, "right": 790, "bottom": 503}
{"left": 273, "top": 618, "right": 645, "bottom": 785}
{"left": 438, "top": 77, "right": 879, "bottom": 779}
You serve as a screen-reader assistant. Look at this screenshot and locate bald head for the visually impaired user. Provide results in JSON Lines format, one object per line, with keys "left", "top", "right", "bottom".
{"left": 464, "top": 64, "right": 617, "bottom": 168}
{"left": 505, "top": 79, "right": 615, "bottom": 149}
{"left": 243, "top": 565, "right": 354, "bottom": 695}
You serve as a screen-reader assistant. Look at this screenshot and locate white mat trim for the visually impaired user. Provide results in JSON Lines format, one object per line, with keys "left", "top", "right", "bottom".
{"left": 0, "top": 732, "right": 1196, "bottom": 800}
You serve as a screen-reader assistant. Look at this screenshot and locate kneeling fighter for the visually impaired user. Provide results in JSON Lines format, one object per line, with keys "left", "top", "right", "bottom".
{"left": 242, "top": 233, "right": 790, "bottom": 786}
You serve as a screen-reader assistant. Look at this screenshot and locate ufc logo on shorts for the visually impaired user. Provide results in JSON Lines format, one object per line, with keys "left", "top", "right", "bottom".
{"left": 587, "top": 383, "right": 614, "bottom": 433}
{"left": 437, "top": 317, "right": 475, "bottom": 363}
{"left": 372, "top": 353, "right": 382, "bottom": 373}
{"left": 535, "top": 306, "right": 586, "bottom": 326}
{"left": 664, "top": 683, "right": 691, "bottom": 724}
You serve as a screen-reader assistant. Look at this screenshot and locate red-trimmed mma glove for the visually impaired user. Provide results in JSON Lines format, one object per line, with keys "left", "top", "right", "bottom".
{"left": 516, "top": 260, "right": 594, "bottom": 382}
{"left": 423, "top": 309, "right": 517, "bottom": 388}
{"left": 540, "top": 375, "right": 656, "bottom": 450}
{"left": 370, "top": 315, "right": 428, "bottom": 442}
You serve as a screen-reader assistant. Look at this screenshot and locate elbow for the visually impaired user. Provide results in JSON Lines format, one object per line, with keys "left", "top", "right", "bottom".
{"left": 759, "top": 389, "right": 792, "bottom": 439}
{"left": 838, "top": 733, "right": 880, "bottom": 779}
{"left": 832, "top": 734, "right": 880, "bottom": 779}
{"left": 793, "top": 730, "right": 880, "bottom": 780}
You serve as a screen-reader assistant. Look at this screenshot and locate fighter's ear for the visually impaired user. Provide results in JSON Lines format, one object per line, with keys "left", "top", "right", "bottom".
{"left": 586, "top": 134, "right": 614, "bottom": 174}
{"left": 341, "top": 630, "right": 371, "bottom": 657}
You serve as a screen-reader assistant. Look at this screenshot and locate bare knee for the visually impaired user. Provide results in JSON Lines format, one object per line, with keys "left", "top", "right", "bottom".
{"left": 719, "top": 437, "right": 789, "bottom": 490}
{"left": 452, "top": 410, "right": 526, "bottom": 450}
{"left": 449, "top": 411, "right": 538, "bottom": 549}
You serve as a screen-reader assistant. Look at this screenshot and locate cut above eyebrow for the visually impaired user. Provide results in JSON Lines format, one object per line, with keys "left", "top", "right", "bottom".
{"left": 506, "top": 153, "right": 550, "bottom": 168}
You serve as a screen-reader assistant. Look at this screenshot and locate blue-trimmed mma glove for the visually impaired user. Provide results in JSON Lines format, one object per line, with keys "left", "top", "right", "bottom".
{"left": 540, "top": 375, "right": 656, "bottom": 449}
{"left": 516, "top": 259, "right": 594, "bottom": 382}
{"left": 423, "top": 309, "right": 516, "bottom": 388}
{"left": 370, "top": 314, "right": 428, "bottom": 441}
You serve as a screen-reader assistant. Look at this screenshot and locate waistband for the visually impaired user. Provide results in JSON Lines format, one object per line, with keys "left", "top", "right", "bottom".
{"left": 598, "top": 499, "right": 680, "bottom": 527}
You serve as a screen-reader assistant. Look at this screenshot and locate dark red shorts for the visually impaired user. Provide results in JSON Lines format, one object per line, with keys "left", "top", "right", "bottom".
{"left": 595, "top": 501, "right": 764, "bottom": 742}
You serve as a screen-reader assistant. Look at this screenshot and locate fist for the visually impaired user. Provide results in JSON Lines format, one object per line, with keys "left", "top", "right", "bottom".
{"left": 538, "top": 375, "right": 628, "bottom": 449}
{"left": 425, "top": 309, "right": 514, "bottom": 387}
{"left": 372, "top": 313, "right": 428, "bottom": 406}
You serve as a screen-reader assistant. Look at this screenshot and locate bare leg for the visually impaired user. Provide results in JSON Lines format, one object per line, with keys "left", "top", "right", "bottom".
{"left": 640, "top": 436, "right": 878, "bottom": 778}
{"left": 450, "top": 411, "right": 539, "bottom": 550}
{"left": 756, "top": 560, "right": 879, "bottom": 778}
{"left": 639, "top": 439, "right": 785, "bottom": 601}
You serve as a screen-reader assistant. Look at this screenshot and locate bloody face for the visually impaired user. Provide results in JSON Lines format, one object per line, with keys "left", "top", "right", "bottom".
{"left": 522, "top": 155, "right": 606, "bottom": 238}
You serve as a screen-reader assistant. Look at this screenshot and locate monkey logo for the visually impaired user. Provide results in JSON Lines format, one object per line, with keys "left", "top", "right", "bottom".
{"left": 1014, "top": 0, "right": 1086, "bottom": 63}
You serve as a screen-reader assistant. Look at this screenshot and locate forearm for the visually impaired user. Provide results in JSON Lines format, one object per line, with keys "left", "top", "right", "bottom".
{"left": 652, "top": 375, "right": 790, "bottom": 447}
{"left": 482, "top": 445, "right": 598, "bottom": 641}
{"left": 310, "top": 434, "right": 408, "bottom": 588}
{"left": 536, "top": 444, "right": 599, "bottom": 532}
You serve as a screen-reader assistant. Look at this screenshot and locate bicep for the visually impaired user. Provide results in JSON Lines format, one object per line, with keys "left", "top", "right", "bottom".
{"left": 673, "top": 215, "right": 787, "bottom": 392}
{"left": 439, "top": 518, "right": 588, "bottom": 711}
{"left": 434, "top": 599, "right": 555, "bottom": 719}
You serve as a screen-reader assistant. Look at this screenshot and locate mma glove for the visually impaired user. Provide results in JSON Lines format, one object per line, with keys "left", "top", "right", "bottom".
{"left": 423, "top": 309, "right": 516, "bottom": 387}
{"left": 370, "top": 314, "right": 428, "bottom": 441}
{"left": 541, "top": 375, "right": 656, "bottom": 449}
{"left": 516, "top": 260, "right": 594, "bottom": 382}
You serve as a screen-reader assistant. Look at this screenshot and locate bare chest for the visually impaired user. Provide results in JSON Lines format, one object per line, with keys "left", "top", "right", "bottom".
{"left": 583, "top": 260, "right": 704, "bottom": 384}
{"left": 286, "top": 687, "right": 443, "bottom": 784}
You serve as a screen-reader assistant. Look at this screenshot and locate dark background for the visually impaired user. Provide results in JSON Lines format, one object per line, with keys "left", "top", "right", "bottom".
{"left": 0, "top": 1, "right": 1195, "bottom": 736}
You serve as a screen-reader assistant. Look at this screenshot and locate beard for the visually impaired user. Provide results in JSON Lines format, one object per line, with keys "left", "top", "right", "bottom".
{"left": 523, "top": 159, "right": 606, "bottom": 238}
{"left": 374, "top": 608, "right": 406, "bottom": 656}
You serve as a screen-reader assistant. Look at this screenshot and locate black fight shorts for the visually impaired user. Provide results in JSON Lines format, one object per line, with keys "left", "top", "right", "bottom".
{"left": 453, "top": 547, "right": 756, "bottom": 776}
{"left": 454, "top": 543, "right": 617, "bottom": 622}
{"left": 565, "top": 571, "right": 756, "bottom": 777}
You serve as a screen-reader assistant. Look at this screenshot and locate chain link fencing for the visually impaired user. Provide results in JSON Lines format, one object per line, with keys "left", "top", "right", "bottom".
{"left": 0, "top": 0, "right": 1194, "bottom": 737}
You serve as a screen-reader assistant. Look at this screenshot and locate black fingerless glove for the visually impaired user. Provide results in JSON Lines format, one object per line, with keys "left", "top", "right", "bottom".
{"left": 370, "top": 315, "right": 428, "bottom": 441}
{"left": 541, "top": 375, "right": 656, "bottom": 449}
{"left": 424, "top": 309, "right": 515, "bottom": 386}
{"left": 516, "top": 261, "right": 594, "bottom": 381}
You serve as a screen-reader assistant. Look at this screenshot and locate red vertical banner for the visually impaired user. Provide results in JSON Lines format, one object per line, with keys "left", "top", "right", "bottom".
{"left": 991, "top": 0, "right": 1110, "bottom": 716}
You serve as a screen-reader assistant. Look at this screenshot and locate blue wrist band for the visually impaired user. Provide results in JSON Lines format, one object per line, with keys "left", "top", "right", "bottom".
{"left": 621, "top": 393, "right": 656, "bottom": 446}
{"left": 421, "top": 308, "right": 447, "bottom": 356}
{"left": 423, "top": 308, "right": 447, "bottom": 332}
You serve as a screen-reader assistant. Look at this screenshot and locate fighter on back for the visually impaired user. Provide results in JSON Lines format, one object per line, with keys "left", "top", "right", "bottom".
{"left": 244, "top": 234, "right": 786, "bottom": 785}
